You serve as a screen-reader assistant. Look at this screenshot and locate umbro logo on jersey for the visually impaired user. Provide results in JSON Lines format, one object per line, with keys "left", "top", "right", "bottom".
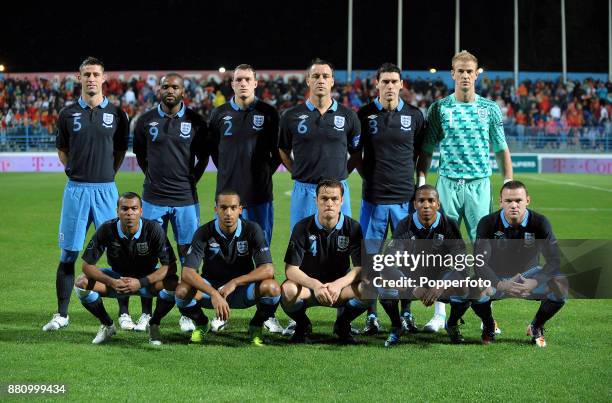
{"left": 223, "top": 116, "right": 232, "bottom": 121}
{"left": 72, "top": 112, "right": 81, "bottom": 117}
{"left": 367, "top": 115, "right": 377, "bottom": 120}
{"left": 148, "top": 122, "right": 159, "bottom": 127}
{"left": 298, "top": 115, "right": 309, "bottom": 120}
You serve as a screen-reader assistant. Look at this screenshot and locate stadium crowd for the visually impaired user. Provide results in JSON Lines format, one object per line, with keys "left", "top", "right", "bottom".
{"left": 1, "top": 73, "right": 611, "bottom": 151}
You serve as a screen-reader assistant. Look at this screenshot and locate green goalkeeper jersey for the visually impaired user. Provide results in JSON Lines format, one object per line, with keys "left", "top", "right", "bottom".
{"left": 423, "top": 93, "right": 507, "bottom": 179}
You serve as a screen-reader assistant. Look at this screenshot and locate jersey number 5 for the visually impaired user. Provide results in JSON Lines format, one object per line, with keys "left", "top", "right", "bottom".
{"left": 73, "top": 116, "right": 82, "bottom": 132}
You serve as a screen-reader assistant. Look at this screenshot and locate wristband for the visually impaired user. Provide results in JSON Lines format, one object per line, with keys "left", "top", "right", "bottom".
{"left": 503, "top": 178, "right": 513, "bottom": 184}
{"left": 138, "top": 277, "right": 151, "bottom": 288}
{"left": 417, "top": 176, "right": 426, "bottom": 187}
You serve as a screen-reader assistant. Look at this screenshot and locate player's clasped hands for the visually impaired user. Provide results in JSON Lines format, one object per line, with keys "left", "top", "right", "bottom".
{"left": 314, "top": 283, "right": 334, "bottom": 306}
{"left": 113, "top": 277, "right": 141, "bottom": 294}
{"left": 324, "top": 280, "right": 343, "bottom": 305}
{"left": 498, "top": 274, "right": 537, "bottom": 297}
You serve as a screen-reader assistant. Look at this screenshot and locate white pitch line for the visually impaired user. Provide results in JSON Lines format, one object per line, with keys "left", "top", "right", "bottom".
{"left": 528, "top": 176, "right": 612, "bottom": 193}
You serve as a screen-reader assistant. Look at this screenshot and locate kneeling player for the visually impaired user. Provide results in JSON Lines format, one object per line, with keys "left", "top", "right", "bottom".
{"left": 175, "top": 190, "right": 280, "bottom": 346}
{"left": 74, "top": 192, "right": 178, "bottom": 345}
{"left": 455, "top": 181, "right": 566, "bottom": 347}
{"left": 281, "top": 179, "right": 369, "bottom": 344}
{"left": 377, "top": 185, "right": 467, "bottom": 347}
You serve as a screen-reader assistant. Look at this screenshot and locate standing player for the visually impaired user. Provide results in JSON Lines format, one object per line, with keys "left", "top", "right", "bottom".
{"left": 44, "top": 57, "right": 129, "bottom": 332}
{"left": 174, "top": 190, "right": 281, "bottom": 346}
{"left": 133, "top": 73, "right": 208, "bottom": 333}
{"left": 281, "top": 179, "right": 369, "bottom": 343}
{"left": 74, "top": 192, "right": 178, "bottom": 345}
{"left": 354, "top": 62, "right": 428, "bottom": 335}
{"left": 279, "top": 58, "right": 361, "bottom": 231}
{"left": 420, "top": 50, "right": 513, "bottom": 332}
{"left": 464, "top": 181, "right": 565, "bottom": 347}
{"left": 208, "top": 65, "right": 284, "bottom": 334}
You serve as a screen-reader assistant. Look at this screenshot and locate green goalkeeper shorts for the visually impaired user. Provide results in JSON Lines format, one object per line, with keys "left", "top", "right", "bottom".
{"left": 436, "top": 176, "right": 491, "bottom": 241}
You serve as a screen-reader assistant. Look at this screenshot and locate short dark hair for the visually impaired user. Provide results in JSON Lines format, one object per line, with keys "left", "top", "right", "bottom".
{"left": 233, "top": 64, "right": 256, "bottom": 79}
{"left": 307, "top": 58, "right": 334, "bottom": 75}
{"left": 376, "top": 63, "right": 401, "bottom": 81}
{"left": 117, "top": 192, "right": 142, "bottom": 207}
{"left": 500, "top": 180, "right": 529, "bottom": 196}
{"left": 215, "top": 189, "right": 241, "bottom": 205}
{"left": 161, "top": 72, "right": 184, "bottom": 86}
{"left": 316, "top": 178, "right": 344, "bottom": 197}
{"left": 415, "top": 184, "right": 439, "bottom": 199}
{"left": 79, "top": 56, "right": 105, "bottom": 72}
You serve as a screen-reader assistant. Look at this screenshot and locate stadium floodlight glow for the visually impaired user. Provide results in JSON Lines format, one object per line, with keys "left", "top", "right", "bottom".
{"left": 429, "top": 68, "right": 437, "bottom": 74}
{"left": 478, "top": 68, "right": 484, "bottom": 74}
{"left": 218, "top": 66, "right": 226, "bottom": 73}
{"left": 0, "top": 65, "right": 5, "bottom": 72}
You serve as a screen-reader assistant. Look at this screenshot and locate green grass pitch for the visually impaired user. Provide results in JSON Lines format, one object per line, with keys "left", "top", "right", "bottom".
{"left": 0, "top": 172, "right": 610, "bottom": 401}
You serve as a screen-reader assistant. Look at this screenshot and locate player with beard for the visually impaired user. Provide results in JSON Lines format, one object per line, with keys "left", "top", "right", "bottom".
{"left": 132, "top": 73, "right": 208, "bottom": 333}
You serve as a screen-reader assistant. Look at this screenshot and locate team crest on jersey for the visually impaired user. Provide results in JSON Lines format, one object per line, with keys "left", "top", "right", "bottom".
{"left": 253, "top": 115, "right": 264, "bottom": 127}
{"left": 180, "top": 122, "right": 192, "bottom": 136}
{"left": 334, "top": 116, "right": 345, "bottom": 130}
{"left": 136, "top": 242, "right": 149, "bottom": 255}
{"left": 237, "top": 241, "right": 249, "bottom": 255}
{"left": 433, "top": 233, "right": 445, "bottom": 247}
{"left": 400, "top": 115, "right": 412, "bottom": 131}
{"left": 477, "top": 108, "right": 488, "bottom": 122}
{"left": 337, "top": 235, "right": 349, "bottom": 251}
{"left": 524, "top": 232, "right": 535, "bottom": 248}
{"left": 102, "top": 113, "right": 114, "bottom": 128}
{"left": 208, "top": 239, "right": 220, "bottom": 256}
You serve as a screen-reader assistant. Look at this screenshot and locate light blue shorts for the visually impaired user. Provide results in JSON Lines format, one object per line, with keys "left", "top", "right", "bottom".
{"left": 290, "top": 180, "right": 351, "bottom": 231}
{"left": 59, "top": 181, "right": 118, "bottom": 251}
{"left": 142, "top": 200, "right": 200, "bottom": 245}
{"left": 242, "top": 201, "right": 273, "bottom": 246}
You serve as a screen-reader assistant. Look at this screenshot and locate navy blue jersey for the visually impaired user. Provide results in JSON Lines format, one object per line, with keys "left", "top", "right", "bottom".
{"left": 55, "top": 98, "right": 129, "bottom": 182}
{"left": 183, "top": 218, "right": 272, "bottom": 284}
{"left": 133, "top": 103, "right": 208, "bottom": 206}
{"left": 358, "top": 99, "right": 425, "bottom": 204}
{"left": 278, "top": 99, "right": 361, "bottom": 183}
{"left": 209, "top": 98, "right": 280, "bottom": 207}
{"left": 475, "top": 209, "right": 560, "bottom": 283}
{"left": 285, "top": 213, "right": 362, "bottom": 283}
{"left": 82, "top": 218, "right": 175, "bottom": 278}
